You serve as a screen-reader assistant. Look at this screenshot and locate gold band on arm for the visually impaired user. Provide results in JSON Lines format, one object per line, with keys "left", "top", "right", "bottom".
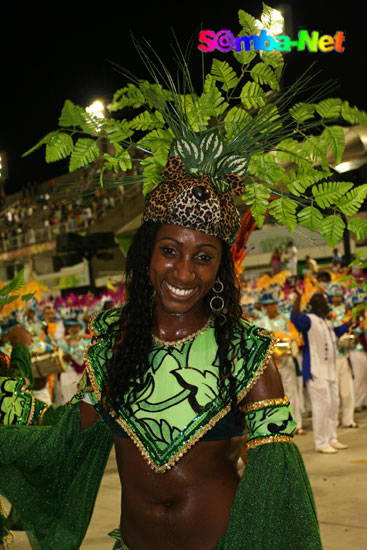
{"left": 247, "top": 435, "right": 294, "bottom": 449}
{"left": 240, "top": 395, "right": 289, "bottom": 413}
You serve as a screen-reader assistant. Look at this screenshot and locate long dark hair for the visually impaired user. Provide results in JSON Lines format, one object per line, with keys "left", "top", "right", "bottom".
{"left": 107, "top": 222, "right": 246, "bottom": 419}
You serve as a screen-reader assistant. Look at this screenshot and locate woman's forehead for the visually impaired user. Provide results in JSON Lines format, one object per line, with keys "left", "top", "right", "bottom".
{"left": 155, "top": 224, "right": 222, "bottom": 248}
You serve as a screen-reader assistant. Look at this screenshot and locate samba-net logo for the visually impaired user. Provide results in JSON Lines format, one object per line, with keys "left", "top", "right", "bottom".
{"left": 198, "top": 29, "right": 345, "bottom": 53}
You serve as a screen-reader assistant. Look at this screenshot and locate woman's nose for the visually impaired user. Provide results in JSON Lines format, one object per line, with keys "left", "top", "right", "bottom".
{"left": 173, "top": 257, "right": 195, "bottom": 282}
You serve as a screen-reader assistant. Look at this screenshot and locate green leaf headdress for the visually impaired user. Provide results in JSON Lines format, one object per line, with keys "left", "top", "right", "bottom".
{"left": 24, "top": 4, "right": 367, "bottom": 246}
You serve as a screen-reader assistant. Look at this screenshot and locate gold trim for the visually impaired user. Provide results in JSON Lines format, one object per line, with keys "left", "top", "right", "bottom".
{"left": 152, "top": 315, "right": 214, "bottom": 348}
{"left": 240, "top": 395, "right": 289, "bottom": 413}
{"left": 38, "top": 405, "right": 51, "bottom": 426}
{"left": 84, "top": 320, "right": 277, "bottom": 473}
{"left": 247, "top": 435, "right": 293, "bottom": 449}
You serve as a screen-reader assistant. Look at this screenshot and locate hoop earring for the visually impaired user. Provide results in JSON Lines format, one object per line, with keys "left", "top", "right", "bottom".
{"left": 210, "top": 278, "right": 224, "bottom": 313}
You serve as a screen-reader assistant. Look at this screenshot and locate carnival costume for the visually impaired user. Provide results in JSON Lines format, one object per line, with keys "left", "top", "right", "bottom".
{"left": 6, "top": 3, "right": 367, "bottom": 546}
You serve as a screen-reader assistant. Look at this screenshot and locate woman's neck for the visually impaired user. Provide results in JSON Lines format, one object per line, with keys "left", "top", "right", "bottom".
{"left": 152, "top": 307, "right": 210, "bottom": 341}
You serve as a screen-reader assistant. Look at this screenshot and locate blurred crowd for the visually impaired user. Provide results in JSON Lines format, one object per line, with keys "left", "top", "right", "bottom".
{"left": 0, "top": 186, "right": 122, "bottom": 252}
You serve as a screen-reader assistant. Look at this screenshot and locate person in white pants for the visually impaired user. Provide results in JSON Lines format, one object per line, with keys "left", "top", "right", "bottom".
{"left": 345, "top": 289, "right": 367, "bottom": 411}
{"left": 254, "top": 284, "right": 304, "bottom": 434}
{"left": 328, "top": 284, "right": 357, "bottom": 428}
{"left": 291, "top": 290, "right": 350, "bottom": 454}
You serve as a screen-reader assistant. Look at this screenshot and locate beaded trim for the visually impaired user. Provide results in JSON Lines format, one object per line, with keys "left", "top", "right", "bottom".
{"left": 240, "top": 395, "right": 289, "bottom": 413}
{"left": 25, "top": 389, "right": 35, "bottom": 426}
{"left": 38, "top": 405, "right": 51, "bottom": 426}
{"left": 152, "top": 314, "right": 214, "bottom": 348}
{"left": 247, "top": 435, "right": 293, "bottom": 449}
{"left": 85, "top": 315, "right": 277, "bottom": 473}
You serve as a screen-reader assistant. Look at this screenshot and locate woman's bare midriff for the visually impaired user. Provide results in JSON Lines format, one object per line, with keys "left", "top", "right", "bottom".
{"left": 114, "top": 434, "right": 244, "bottom": 550}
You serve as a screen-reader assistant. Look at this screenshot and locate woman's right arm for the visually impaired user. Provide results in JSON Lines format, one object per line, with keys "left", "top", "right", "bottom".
{"left": 80, "top": 400, "right": 100, "bottom": 430}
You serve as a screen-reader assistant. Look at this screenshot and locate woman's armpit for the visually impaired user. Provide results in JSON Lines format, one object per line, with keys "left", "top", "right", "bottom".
{"left": 80, "top": 400, "right": 100, "bottom": 431}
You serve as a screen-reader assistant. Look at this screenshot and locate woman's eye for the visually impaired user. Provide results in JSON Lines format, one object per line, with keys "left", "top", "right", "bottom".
{"left": 161, "top": 247, "right": 176, "bottom": 256}
{"left": 196, "top": 254, "right": 212, "bottom": 262}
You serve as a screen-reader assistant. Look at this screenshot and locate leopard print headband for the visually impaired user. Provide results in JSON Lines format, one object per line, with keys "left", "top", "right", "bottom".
{"left": 143, "top": 157, "right": 245, "bottom": 244}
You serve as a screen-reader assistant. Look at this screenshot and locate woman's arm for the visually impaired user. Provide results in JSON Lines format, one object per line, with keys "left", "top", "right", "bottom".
{"left": 80, "top": 400, "right": 100, "bottom": 430}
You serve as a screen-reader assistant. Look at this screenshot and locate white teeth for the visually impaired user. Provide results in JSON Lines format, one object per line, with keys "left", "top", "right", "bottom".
{"left": 166, "top": 283, "right": 195, "bottom": 296}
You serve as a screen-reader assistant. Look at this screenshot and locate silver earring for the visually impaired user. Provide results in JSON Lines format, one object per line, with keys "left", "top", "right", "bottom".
{"left": 210, "top": 278, "right": 224, "bottom": 313}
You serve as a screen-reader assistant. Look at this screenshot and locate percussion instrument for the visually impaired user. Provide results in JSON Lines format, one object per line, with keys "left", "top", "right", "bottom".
{"left": 275, "top": 338, "right": 299, "bottom": 358}
{"left": 31, "top": 348, "right": 66, "bottom": 378}
{"left": 338, "top": 333, "right": 356, "bottom": 349}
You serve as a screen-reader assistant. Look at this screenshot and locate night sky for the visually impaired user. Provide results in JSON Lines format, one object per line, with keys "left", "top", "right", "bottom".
{"left": 1, "top": 0, "right": 366, "bottom": 195}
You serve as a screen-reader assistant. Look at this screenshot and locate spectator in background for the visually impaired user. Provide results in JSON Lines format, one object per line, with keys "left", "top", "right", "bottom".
{"left": 305, "top": 255, "right": 319, "bottom": 274}
{"left": 270, "top": 247, "right": 282, "bottom": 275}
{"left": 284, "top": 240, "right": 298, "bottom": 276}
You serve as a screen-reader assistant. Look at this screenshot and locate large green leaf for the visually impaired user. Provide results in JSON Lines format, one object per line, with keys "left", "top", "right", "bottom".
{"left": 241, "top": 183, "right": 271, "bottom": 227}
{"left": 108, "top": 83, "right": 146, "bottom": 112}
{"left": 0, "top": 269, "right": 24, "bottom": 296}
{"left": 268, "top": 197, "right": 297, "bottom": 232}
{"left": 297, "top": 206, "right": 323, "bottom": 231}
{"left": 302, "top": 136, "right": 329, "bottom": 170}
{"left": 321, "top": 126, "right": 345, "bottom": 164}
{"left": 200, "top": 75, "right": 229, "bottom": 118}
{"left": 312, "top": 181, "right": 353, "bottom": 209}
{"left": 341, "top": 101, "right": 367, "bottom": 125}
{"left": 248, "top": 153, "right": 286, "bottom": 185}
{"left": 139, "top": 129, "right": 172, "bottom": 165}
{"left": 141, "top": 157, "right": 165, "bottom": 195}
{"left": 100, "top": 119, "right": 133, "bottom": 144}
{"left": 240, "top": 81, "right": 266, "bottom": 109}
{"left": 238, "top": 9, "right": 260, "bottom": 34}
{"left": 257, "top": 105, "right": 281, "bottom": 133}
{"left": 250, "top": 63, "right": 279, "bottom": 91}
{"left": 320, "top": 215, "right": 345, "bottom": 246}
{"left": 224, "top": 107, "right": 252, "bottom": 140}
{"left": 22, "top": 131, "right": 59, "bottom": 158}
{"left": 58, "top": 99, "right": 98, "bottom": 133}
{"left": 276, "top": 139, "right": 311, "bottom": 169}
{"left": 289, "top": 102, "right": 315, "bottom": 122}
{"left": 69, "top": 138, "right": 100, "bottom": 172}
{"left": 211, "top": 59, "right": 239, "bottom": 92}
{"left": 347, "top": 218, "right": 367, "bottom": 240}
{"left": 315, "top": 98, "right": 342, "bottom": 119}
{"left": 284, "top": 168, "right": 329, "bottom": 196}
{"left": 336, "top": 184, "right": 367, "bottom": 215}
{"left": 128, "top": 111, "right": 165, "bottom": 131}
{"left": 45, "top": 133, "right": 74, "bottom": 163}
{"left": 260, "top": 50, "right": 284, "bottom": 75}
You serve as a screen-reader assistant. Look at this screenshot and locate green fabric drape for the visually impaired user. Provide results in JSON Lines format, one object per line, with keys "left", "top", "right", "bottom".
{"left": 0, "top": 403, "right": 113, "bottom": 550}
{"left": 218, "top": 442, "right": 322, "bottom": 550}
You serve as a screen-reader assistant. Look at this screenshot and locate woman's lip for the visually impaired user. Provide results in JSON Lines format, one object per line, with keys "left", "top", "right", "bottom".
{"left": 164, "top": 281, "right": 198, "bottom": 299}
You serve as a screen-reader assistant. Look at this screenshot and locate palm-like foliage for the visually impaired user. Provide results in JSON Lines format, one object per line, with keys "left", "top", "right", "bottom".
{"left": 23, "top": 4, "right": 367, "bottom": 246}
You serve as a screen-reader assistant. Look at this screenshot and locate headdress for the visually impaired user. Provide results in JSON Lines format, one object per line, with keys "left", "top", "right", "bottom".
{"left": 27, "top": 6, "right": 367, "bottom": 248}
{"left": 346, "top": 288, "right": 367, "bottom": 309}
{"left": 327, "top": 283, "right": 345, "bottom": 298}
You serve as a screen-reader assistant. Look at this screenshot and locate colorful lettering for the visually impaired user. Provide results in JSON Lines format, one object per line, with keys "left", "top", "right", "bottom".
{"left": 198, "top": 30, "right": 217, "bottom": 53}
{"left": 198, "top": 28, "right": 346, "bottom": 54}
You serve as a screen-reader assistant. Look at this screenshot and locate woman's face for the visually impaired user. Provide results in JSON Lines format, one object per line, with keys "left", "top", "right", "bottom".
{"left": 149, "top": 224, "right": 222, "bottom": 316}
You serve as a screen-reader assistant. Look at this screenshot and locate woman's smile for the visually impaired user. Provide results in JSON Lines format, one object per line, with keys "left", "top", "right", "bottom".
{"left": 149, "top": 224, "right": 222, "bottom": 318}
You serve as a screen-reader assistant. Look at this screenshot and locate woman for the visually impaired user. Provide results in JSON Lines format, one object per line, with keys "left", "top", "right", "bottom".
{"left": 0, "top": 158, "right": 321, "bottom": 550}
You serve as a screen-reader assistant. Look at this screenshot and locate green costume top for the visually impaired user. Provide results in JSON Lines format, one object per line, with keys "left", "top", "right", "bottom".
{"left": 0, "top": 308, "right": 322, "bottom": 549}
{"left": 80, "top": 308, "right": 291, "bottom": 473}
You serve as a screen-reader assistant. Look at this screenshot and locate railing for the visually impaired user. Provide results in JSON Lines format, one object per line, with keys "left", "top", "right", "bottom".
{"left": 0, "top": 189, "right": 137, "bottom": 253}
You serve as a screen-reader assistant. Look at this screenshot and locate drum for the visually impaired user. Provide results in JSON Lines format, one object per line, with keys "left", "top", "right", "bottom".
{"left": 275, "top": 338, "right": 299, "bottom": 358}
{"left": 338, "top": 333, "right": 356, "bottom": 349}
{"left": 31, "top": 348, "right": 66, "bottom": 378}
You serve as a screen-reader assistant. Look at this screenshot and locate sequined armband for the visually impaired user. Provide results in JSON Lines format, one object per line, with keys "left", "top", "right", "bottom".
{"left": 69, "top": 371, "right": 98, "bottom": 407}
{"left": 240, "top": 395, "right": 297, "bottom": 448}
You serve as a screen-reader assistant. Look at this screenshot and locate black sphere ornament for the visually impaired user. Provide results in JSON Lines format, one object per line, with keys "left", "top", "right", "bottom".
{"left": 192, "top": 186, "right": 211, "bottom": 201}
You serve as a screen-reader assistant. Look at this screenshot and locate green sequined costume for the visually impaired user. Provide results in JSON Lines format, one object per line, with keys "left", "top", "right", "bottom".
{"left": 0, "top": 308, "right": 322, "bottom": 549}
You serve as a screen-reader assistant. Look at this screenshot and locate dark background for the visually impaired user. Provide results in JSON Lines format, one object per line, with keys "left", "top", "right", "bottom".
{"left": 1, "top": 0, "right": 366, "bottom": 195}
